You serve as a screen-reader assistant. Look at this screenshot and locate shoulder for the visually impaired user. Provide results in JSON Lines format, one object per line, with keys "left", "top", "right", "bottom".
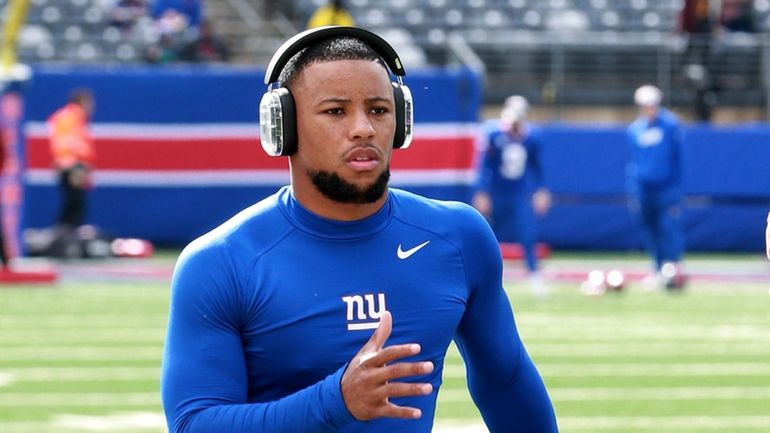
{"left": 627, "top": 119, "right": 645, "bottom": 136}
{"left": 526, "top": 124, "right": 544, "bottom": 141}
{"left": 389, "top": 189, "right": 492, "bottom": 241}
{"left": 527, "top": 123, "right": 542, "bottom": 134}
{"left": 480, "top": 119, "right": 504, "bottom": 136}
{"left": 659, "top": 109, "right": 681, "bottom": 127}
{"left": 390, "top": 190, "right": 501, "bottom": 287}
{"left": 177, "top": 189, "right": 290, "bottom": 273}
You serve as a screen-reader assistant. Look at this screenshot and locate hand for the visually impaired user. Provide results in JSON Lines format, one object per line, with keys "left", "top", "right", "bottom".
{"left": 68, "top": 165, "right": 91, "bottom": 188}
{"left": 473, "top": 191, "right": 492, "bottom": 218}
{"left": 341, "top": 311, "right": 434, "bottom": 421}
{"left": 532, "top": 188, "right": 551, "bottom": 216}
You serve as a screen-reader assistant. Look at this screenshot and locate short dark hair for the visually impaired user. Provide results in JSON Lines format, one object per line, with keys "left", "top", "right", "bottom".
{"left": 278, "top": 36, "right": 386, "bottom": 88}
{"left": 68, "top": 88, "right": 94, "bottom": 105}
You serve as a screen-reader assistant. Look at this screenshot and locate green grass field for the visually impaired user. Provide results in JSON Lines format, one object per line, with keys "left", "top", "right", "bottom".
{"left": 1, "top": 253, "right": 769, "bottom": 432}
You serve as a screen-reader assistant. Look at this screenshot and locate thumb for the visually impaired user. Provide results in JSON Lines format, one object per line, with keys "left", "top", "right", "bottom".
{"left": 365, "top": 310, "right": 392, "bottom": 352}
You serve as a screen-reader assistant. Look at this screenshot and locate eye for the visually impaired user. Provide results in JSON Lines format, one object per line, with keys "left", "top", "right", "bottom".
{"left": 371, "top": 106, "right": 388, "bottom": 115}
{"left": 325, "top": 108, "right": 344, "bottom": 115}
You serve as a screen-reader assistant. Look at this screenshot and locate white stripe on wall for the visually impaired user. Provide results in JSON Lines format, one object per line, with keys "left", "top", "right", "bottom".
{"left": 26, "top": 169, "right": 477, "bottom": 187}
{"left": 25, "top": 122, "right": 480, "bottom": 140}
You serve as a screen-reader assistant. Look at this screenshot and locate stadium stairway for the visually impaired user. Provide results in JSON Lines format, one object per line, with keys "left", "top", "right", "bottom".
{"left": 204, "top": 0, "right": 298, "bottom": 65}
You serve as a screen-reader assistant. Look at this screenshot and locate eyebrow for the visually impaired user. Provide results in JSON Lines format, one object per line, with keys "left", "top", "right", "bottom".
{"left": 317, "top": 96, "right": 393, "bottom": 105}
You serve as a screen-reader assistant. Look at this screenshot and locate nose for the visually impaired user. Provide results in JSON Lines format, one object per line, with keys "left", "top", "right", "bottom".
{"left": 349, "top": 109, "right": 375, "bottom": 141}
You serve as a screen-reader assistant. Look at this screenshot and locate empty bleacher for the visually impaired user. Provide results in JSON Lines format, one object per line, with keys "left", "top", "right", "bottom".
{"left": 3, "top": 0, "right": 768, "bottom": 116}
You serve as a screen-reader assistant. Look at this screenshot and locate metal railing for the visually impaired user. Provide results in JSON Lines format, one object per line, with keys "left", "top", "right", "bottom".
{"left": 450, "top": 30, "right": 770, "bottom": 119}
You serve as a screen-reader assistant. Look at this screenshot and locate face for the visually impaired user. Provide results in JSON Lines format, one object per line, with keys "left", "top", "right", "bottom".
{"left": 290, "top": 59, "right": 396, "bottom": 205}
{"left": 80, "top": 95, "right": 95, "bottom": 117}
{"left": 639, "top": 104, "right": 658, "bottom": 120}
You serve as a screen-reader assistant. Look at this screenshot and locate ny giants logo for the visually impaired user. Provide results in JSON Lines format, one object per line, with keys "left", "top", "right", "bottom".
{"left": 341, "top": 293, "right": 386, "bottom": 330}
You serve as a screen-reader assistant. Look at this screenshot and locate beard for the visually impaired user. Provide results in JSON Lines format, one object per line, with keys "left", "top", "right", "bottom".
{"left": 310, "top": 167, "right": 390, "bottom": 204}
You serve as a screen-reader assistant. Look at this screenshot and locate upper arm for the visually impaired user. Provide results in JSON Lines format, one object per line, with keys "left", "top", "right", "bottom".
{"left": 453, "top": 208, "right": 523, "bottom": 387}
{"left": 161, "top": 242, "right": 248, "bottom": 432}
{"left": 451, "top": 207, "right": 558, "bottom": 432}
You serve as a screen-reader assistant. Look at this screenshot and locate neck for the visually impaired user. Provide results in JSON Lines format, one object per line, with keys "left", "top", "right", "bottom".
{"left": 290, "top": 169, "right": 388, "bottom": 221}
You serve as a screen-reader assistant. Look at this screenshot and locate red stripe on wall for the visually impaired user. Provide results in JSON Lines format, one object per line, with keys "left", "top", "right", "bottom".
{"left": 26, "top": 137, "right": 287, "bottom": 170}
{"left": 391, "top": 137, "right": 475, "bottom": 170}
{"left": 26, "top": 136, "right": 475, "bottom": 170}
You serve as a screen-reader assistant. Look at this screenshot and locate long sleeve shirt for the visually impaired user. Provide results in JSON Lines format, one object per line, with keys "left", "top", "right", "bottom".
{"left": 626, "top": 108, "right": 685, "bottom": 199}
{"left": 47, "top": 103, "right": 95, "bottom": 170}
{"left": 475, "top": 120, "right": 546, "bottom": 199}
{"left": 161, "top": 186, "right": 558, "bottom": 433}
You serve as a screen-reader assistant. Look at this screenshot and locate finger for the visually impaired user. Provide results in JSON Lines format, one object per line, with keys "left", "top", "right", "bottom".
{"left": 363, "top": 310, "right": 392, "bottom": 353}
{"left": 379, "top": 402, "right": 423, "bottom": 420}
{"left": 369, "top": 360, "right": 434, "bottom": 384}
{"left": 379, "top": 381, "right": 433, "bottom": 400}
{"left": 361, "top": 343, "right": 421, "bottom": 368}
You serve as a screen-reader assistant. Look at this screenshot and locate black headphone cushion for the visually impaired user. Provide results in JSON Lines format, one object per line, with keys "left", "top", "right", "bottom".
{"left": 392, "top": 83, "right": 406, "bottom": 149}
{"left": 277, "top": 90, "right": 297, "bottom": 156}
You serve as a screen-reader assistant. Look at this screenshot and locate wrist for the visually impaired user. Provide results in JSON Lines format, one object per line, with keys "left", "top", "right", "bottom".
{"left": 320, "top": 364, "right": 356, "bottom": 428}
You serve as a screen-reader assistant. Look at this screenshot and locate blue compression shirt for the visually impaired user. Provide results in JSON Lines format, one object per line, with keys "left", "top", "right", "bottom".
{"left": 161, "top": 186, "right": 557, "bottom": 433}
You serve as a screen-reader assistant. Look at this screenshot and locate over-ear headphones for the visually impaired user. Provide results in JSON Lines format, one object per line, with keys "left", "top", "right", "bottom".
{"left": 259, "top": 26, "right": 414, "bottom": 157}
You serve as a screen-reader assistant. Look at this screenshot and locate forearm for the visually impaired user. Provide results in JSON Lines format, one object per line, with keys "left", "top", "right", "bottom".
{"left": 472, "top": 348, "right": 558, "bottom": 433}
{"left": 456, "top": 222, "right": 558, "bottom": 432}
{"left": 163, "top": 247, "right": 357, "bottom": 433}
{"left": 164, "top": 365, "right": 354, "bottom": 433}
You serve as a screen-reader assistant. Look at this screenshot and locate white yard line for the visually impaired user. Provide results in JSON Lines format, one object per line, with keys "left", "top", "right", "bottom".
{"left": 438, "top": 386, "right": 770, "bottom": 402}
{"left": 434, "top": 416, "right": 770, "bottom": 432}
{"left": 0, "top": 329, "right": 166, "bottom": 344}
{"left": 0, "top": 392, "right": 160, "bottom": 407}
{"left": 0, "top": 367, "right": 159, "bottom": 381}
{"left": 0, "top": 372, "right": 16, "bottom": 387}
{"left": 53, "top": 412, "right": 166, "bottom": 431}
{"left": 4, "top": 416, "right": 769, "bottom": 433}
{"left": 10, "top": 361, "right": 769, "bottom": 384}
{"left": 442, "top": 362, "right": 770, "bottom": 377}
{"left": 557, "top": 415, "right": 770, "bottom": 430}
{"left": 0, "top": 347, "right": 162, "bottom": 361}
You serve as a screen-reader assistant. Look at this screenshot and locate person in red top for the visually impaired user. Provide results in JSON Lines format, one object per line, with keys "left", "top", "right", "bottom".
{"left": 47, "top": 88, "right": 95, "bottom": 228}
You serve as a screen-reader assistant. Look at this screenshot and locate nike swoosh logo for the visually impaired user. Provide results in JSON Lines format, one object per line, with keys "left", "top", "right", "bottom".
{"left": 397, "top": 240, "right": 430, "bottom": 259}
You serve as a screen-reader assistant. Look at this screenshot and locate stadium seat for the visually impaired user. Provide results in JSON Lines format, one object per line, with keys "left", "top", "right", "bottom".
{"left": 63, "top": 25, "right": 83, "bottom": 42}
{"left": 361, "top": 8, "right": 388, "bottom": 27}
{"left": 40, "top": 5, "right": 61, "bottom": 24}
{"left": 404, "top": 8, "right": 425, "bottom": 26}
{"left": 76, "top": 42, "right": 98, "bottom": 61}
{"left": 522, "top": 10, "right": 543, "bottom": 29}
{"left": 116, "top": 43, "right": 138, "bottom": 61}
{"left": 545, "top": 9, "right": 590, "bottom": 31}
{"left": 483, "top": 10, "right": 510, "bottom": 28}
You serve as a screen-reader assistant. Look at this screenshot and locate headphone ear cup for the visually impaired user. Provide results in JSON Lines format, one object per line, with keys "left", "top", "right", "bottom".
{"left": 392, "top": 83, "right": 414, "bottom": 149}
{"left": 259, "top": 88, "right": 298, "bottom": 156}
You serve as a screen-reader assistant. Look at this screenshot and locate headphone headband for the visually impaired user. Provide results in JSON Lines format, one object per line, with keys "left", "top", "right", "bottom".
{"left": 259, "top": 26, "right": 413, "bottom": 156}
{"left": 263, "top": 26, "right": 406, "bottom": 85}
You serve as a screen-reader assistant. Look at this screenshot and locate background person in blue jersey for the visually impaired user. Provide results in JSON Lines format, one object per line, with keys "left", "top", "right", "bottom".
{"left": 627, "top": 84, "right": 687, "bottom": 290}
{"left": 472, "top": 95, "right": 551, "bottom": 295}
{"left": 161, "top": 27, "right": 557, "bottom": 433}
{"left": 766, "top": 211, "right": 770, "bottom": 260}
